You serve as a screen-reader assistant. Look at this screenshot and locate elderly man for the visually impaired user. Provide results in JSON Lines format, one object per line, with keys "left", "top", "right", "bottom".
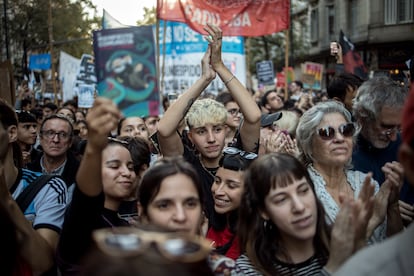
{"left": 27, "top": 114, "right": 79, "bottom": 197}
{"left": 352, "top": 76, "right": 413, "bottom": 223}
{"left": 333, "top": 74, "right": 414, "bottom": 276}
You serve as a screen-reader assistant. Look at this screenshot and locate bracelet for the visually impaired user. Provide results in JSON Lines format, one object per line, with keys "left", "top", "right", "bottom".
{"left": 224, "top": 75, "right": 235, "bottom": 85}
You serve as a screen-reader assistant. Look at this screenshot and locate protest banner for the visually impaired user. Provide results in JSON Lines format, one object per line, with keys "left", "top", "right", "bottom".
{"left": 256, "top": 60, "right": 275, "bottom": 85}
{"left": 93, "top": 26, "right": 159, "bottom": 117}
{"left": 59, "top": 51, "right": 81, "bottom": 102}
{"left": 29, "top": 54, "right": 51, "bottom": 70}
{"left": 158, "top": 20, "right": 245, "bottom": 96}
{"left": 302, "top": 62, "right": 324, "bottom": 91}
{"left": 157, "top": 0, "right": 290, "bottom": 37}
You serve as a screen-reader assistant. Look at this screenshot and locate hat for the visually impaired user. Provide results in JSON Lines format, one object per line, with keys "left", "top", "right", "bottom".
{"left": 260, "top": 112, "right": 282, "bottom": 127}
{"left": 402, "top": 84, "right": 414, "bottom": 146}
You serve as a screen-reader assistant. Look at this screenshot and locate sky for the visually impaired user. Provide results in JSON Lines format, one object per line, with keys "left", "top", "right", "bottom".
{"left": 91, "top": 0, "right": 156, "bottom": 26}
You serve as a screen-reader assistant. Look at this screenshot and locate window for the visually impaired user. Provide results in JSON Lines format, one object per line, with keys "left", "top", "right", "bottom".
{"left": 311, "top": 8, "right": 319, "bottom": 42}
{"left": 385, "top": 0, "right": 414, "bottom": 24}
{"left": 349, "top": 0, "right": 358, "bottom": 34}
{"left": 327, "top": 5, "right": 335, "bottom": 40}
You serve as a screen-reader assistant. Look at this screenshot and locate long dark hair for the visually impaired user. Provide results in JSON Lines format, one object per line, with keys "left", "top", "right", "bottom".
{"left": 210, "top": 153, "right": 254, "bottom": 232}
{"left": 238, "top": 153, "right": 330, "bottom": 275}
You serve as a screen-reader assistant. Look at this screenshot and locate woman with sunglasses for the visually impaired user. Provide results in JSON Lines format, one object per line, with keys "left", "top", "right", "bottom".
{"left": 57, "top": 97, "right": 141, "bottom": 275}
{"left": 237, "top": 153, "right": 375, "bottom": 275}
{"left": 296, "top": 100, "right": 402, "bottom": 243}
{"left": 206, "top": 147, "right": 257, "bottom": 260}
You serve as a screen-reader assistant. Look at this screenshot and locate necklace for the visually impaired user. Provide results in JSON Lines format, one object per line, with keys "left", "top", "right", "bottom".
{"left": 198, "top": 155, "right": 218, "bottom": 179}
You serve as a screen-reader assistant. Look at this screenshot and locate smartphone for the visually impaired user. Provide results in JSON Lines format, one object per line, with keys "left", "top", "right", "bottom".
{"left": 330, "top": 42, "right": 339, "bottom": 56}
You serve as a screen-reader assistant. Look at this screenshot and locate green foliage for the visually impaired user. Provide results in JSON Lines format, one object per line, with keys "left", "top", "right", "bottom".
{"left": 137, "top": 6, "right": 157, "bottom": 26}
{"left": 6, "top": 0, "right": 99, "bottom": 77}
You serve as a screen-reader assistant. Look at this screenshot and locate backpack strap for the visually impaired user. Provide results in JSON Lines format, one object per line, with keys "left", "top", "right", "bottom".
{"left": 16, "top": 175, "right": 55, "bottom": 212}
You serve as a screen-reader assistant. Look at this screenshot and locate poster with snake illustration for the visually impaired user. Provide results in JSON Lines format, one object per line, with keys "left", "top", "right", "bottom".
{"left": 93, "top": 26, "right": 159, "bottom": 117}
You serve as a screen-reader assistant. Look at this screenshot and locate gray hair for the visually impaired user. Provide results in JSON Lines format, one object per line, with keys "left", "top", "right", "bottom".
{"left": 353, "top": 76, "right": 408, "bottom": 123}
{"left": 296, "top": 100, "right": 358, "bottom": 166}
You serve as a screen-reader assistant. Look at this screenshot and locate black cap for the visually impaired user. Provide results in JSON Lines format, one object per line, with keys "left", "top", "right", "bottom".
{"left": 260, "top": 112, "right": 282, "bottom": 127}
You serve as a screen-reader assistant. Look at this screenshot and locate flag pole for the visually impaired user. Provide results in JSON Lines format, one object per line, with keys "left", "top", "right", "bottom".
{"left": 284, "top": 29, "right": 289, "bottom": 102}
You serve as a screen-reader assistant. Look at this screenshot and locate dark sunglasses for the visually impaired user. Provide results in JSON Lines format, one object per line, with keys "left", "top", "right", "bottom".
{"left": 316, "top": 123, "right": 356, "bottom": 140}
{"left": 92, "top": 227, "right": 211, "bottom": 262}
{"left": 223, "top": 147, "right": 258, "bottom": 160}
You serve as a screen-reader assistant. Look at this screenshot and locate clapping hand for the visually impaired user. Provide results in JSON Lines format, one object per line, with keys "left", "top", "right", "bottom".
{"left": 326, "top": 173, "right": 375, "bottom": 272}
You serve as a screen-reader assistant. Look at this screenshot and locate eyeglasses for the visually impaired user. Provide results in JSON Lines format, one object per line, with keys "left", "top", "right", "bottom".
{"left": 380, "top": 123, "right": 401, "bottom": 136}
{"left": 40, "top": 130, "right": 71, "bottom": 141}
{"left": 316, "top": 123, "right": 356, "bottom": 140}
{"left": 223, "top": 147, "right": 258, "bottom": 160}
{"left": 227, "top": 108, "right": 241, "bottom": 116}
{"left": 92, "top": 227, "right": 212, "bottom": 262}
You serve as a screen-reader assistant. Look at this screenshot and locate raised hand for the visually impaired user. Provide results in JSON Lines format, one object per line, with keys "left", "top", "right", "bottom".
{"left": 86, "top": 97, "right": 121, "bottom": 151}
{"left": 203, "top": 23, "right": 223, "bottom": 70}
{"left": 326, "top": 176, "right": 375, "bottom": 272}
{"left": 381, "top": 161, "right": 404, "bottom": 205}
{"left": 200, "top": 45, "right": 216, "bottom": 82}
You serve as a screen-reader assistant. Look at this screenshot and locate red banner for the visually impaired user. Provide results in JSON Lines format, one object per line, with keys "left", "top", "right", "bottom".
{"left": 157, "top": 0, "right": 290, "bottom": 37}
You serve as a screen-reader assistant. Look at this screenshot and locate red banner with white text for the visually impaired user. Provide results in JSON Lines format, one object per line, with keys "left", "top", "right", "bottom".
{"left": 157, "top": 0, "right": 290, "bottom": 37}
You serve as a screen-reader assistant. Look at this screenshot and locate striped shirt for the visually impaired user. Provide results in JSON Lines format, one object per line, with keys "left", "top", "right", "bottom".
{"left": 236, "top": 253, "right": 328, "bottom": 276}
{"left": 11, "top": 168, "right": 68, "bottom": 233}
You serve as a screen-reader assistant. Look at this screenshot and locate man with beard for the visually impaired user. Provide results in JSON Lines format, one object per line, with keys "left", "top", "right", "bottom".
{"left": 352, "top": 76, "right": 412, "bottom": 224}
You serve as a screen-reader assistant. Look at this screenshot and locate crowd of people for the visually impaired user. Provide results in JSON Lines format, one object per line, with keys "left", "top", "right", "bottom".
{"left": 1, "top": 24, "right": 413, "bottom": 275}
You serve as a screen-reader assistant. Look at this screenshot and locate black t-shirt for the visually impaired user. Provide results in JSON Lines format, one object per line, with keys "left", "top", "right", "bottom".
{"left": 183, "top": 145, "right": 216, "bottom": 224}
{"left": 57, "top": 186, "right": 128, "bottom": 275}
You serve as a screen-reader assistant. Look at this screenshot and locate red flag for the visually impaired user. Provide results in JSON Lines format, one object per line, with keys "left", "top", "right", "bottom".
{"left": 339, "top": 30, "right": 368, "bottom": 80}
{"left": 156, "top": 0, "right": 290, "bottom": 37}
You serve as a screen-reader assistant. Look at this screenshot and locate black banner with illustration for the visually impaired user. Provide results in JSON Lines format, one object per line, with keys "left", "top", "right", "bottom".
{"left": 93, "top": 26, "right": 159, "bottom": 117}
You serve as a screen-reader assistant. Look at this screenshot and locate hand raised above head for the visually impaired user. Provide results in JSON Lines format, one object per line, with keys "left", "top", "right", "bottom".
{"left": 200, "top": 45, "right": 216, "bottom": 82}
{"left": 86, "top": 97, "right": 122, "bottom": 151}
{"left": 203, "top": 23, "right": 224, "bottom": 70}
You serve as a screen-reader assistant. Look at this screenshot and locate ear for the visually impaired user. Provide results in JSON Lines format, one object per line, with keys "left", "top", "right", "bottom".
{"left": 260, "top": 209, "right": 269, "bottom": 221}
{"left": 399, "top": 143, "right": 414, "bottom": 185}
{"left": 7, "top": 125, "right": 17, "bottom": 143}
{"left": 187, "top": 131, "right": 194, "bottom": 144}
{"left": 332, "top": 97, "right": 343, "bottom": 103}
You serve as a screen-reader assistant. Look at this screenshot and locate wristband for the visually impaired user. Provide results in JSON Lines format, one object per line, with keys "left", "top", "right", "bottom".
{"left": 224, "top": 75, "right": 235, "bottom": 85}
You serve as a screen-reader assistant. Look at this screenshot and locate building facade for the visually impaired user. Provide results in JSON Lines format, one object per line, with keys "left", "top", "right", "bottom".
{"left": 305, "top": 0, "right": 413, "bottom": 88}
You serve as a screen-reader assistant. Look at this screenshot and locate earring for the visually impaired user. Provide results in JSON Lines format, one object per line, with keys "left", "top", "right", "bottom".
{"left": 263, "top": 219, "right": 273, "bottom": 232}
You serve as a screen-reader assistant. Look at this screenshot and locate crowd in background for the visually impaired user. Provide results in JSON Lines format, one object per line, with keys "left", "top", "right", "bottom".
{"left": 1, "top": 23, "right": 414, "bottom": 276}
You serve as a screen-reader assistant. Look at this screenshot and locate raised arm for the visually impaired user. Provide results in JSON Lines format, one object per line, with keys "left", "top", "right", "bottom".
{"left": 157, "top": 46, "right": 216, "bottom": 156}
{"left": 76, "top": 97, "right": 121, "bottom": 196}
{"left": 205, "top": 24, "right": 261, "bottom": 152}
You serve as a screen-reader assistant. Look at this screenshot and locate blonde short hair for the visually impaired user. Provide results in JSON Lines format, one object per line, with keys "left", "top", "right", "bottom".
{"left": 185, "top": 98, "right": 227, "bottom": 129}
{"left": 275, "top": 110, "right": 299, "bottom": 138}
